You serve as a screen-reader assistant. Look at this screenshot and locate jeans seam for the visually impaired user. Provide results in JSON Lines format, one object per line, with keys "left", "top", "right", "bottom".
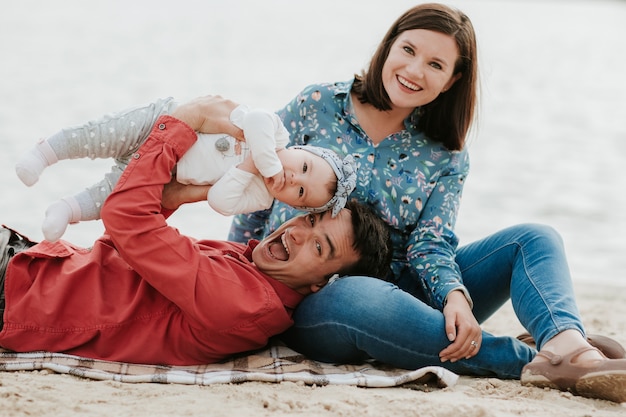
{"left": 518, "top": 238, "right": 561, "bottom": 340}
{"left": 460, "top": 237, "right": 573, "bottom": 347}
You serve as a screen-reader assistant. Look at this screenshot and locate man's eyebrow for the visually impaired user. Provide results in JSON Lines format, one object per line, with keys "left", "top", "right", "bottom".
{"left": 325, "top": 234, "right": 336, "bottom": 260}
{"left": 319, "top": 211, "right": 336, "bottom": 259}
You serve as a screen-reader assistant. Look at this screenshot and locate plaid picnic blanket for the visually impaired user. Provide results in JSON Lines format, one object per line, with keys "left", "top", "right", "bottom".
{"left": 0, "top": 340, "right": 458, "bottom": 388}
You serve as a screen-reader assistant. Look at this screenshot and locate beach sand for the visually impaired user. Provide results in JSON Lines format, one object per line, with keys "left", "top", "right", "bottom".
{"left": 1, "top": 0, "right": 625, "bottom": 415}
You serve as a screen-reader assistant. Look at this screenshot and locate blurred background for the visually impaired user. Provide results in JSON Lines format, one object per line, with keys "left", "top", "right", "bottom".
{"left": 1, "top": 0, "right": 625, "bottom": 286}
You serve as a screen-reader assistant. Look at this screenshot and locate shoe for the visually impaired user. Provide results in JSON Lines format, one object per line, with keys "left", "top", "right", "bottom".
{"left": 521, "top": 347, "right": 626, "bottom": 403}
{"left": 517, "top": 332, "right": 626, "bottom": 360}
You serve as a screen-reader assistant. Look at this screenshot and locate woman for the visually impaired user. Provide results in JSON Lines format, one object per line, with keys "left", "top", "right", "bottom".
{"left": 195, "top": 4, "right": 626, "bottom": 402}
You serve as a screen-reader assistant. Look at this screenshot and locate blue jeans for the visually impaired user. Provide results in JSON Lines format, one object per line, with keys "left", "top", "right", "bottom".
{"left": 280, "top": 224, "right": 585, "bottom": 379}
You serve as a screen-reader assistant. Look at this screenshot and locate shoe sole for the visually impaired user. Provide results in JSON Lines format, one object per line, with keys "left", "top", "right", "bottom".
{"left": 576, "top": 371, "right": 626, "bottom": 403}
{"left": 522, "top": 369, "right": 626, "bottom": 403}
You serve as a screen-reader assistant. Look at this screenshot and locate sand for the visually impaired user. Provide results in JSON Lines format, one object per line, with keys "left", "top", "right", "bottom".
{"left": 1, "top": 0, "right": 625, "bottom": 415}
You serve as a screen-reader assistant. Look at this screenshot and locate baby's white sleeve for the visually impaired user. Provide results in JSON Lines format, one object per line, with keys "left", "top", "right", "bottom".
{"left": 207, "top": 166, "right": 274, "bottom": 216}
{"left": 242, "top": 110, "right": 287, "bottom": 178}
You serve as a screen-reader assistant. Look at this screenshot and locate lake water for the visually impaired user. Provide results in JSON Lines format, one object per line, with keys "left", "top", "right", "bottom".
{"left": 1, "top": 0, "right": 625, "bottom": 286}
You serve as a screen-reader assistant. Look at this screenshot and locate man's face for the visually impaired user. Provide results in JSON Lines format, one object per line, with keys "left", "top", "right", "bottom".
{"left": 252, "top": 209, "right": 359, "bottom": 295}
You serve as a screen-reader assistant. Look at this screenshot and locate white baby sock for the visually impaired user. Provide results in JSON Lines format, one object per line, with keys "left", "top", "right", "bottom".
{"left": 42, "top": 198, "right": 81, "bottom": 242}
{"left": 15, "top": 139, "right": 59, "bottom": 186}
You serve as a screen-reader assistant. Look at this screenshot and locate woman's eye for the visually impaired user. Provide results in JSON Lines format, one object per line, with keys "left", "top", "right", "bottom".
{"left": 315, "top": 241, "right": 322, "bottom": 255}
{"left": 430, "top": 62, "right": 442, "bottom": 70}
{"left": 299, "top": 187, "right": 304, "bottom": 197}
{"left": 403, "top": 46, "right": 414, "bottom": 55}
{"left": 308, "top": 214, "right": 315, "bottom": 226}
{"left": 303, "top": 162, "right": 308, "bottom": 173}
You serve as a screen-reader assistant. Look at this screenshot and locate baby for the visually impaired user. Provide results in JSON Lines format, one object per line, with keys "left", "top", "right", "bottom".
{"left": 16, "top": 98, "right": 356, "bottom": 241}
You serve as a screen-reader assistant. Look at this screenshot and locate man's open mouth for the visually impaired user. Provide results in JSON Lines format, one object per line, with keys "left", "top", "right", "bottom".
{"left": 267, "top": 233, "right": 289, "bottom": 261}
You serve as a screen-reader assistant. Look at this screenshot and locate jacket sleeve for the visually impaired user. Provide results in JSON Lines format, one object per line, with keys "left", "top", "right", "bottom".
{"left": 406, "top": 150, "right": 472, "bottom": 310}
{"left": 100, "top": 116, "right": 226, "bottom": 322}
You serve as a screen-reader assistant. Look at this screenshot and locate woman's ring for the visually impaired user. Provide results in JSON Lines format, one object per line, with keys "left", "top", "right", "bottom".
{"left": 470, "top": 340, "right": 477, "bottom": 348}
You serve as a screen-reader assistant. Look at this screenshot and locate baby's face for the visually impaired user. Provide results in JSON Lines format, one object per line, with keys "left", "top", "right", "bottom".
{"left": 272, "top": 149, "right": 335, "bottom": 209}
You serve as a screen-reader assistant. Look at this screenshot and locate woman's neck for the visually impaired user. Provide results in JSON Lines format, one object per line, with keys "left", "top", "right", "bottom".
{"left": 351, "top": 92, "right": 412, "bottom": 144}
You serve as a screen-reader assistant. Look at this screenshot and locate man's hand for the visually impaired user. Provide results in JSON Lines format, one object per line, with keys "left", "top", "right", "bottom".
{"left": 162, "top": 176, "right": 211, "bottom": 210}
{"left": 171, "top": 95, "right": 244, "bottom": 141}
{"left": 438, "top": 290, "right": 482, "bottom": 362}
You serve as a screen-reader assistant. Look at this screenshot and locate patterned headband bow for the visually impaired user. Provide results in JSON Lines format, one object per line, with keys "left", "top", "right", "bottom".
{"left": 290, "top": 145, "right": 357, "bottom": 217}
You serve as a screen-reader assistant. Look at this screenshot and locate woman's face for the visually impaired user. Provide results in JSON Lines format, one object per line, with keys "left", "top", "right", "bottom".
{"left": 382, "top": 29, "right": 461, "bottom": 111}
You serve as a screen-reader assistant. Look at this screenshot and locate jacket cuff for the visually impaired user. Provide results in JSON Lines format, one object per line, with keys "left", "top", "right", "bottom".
{"left": 444, "top": 286, "right": 474, "bottom": 310}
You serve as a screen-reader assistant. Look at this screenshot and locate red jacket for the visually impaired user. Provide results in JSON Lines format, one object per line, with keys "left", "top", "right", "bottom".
{"left": 0, "top": 116, "right": 303, "bottom": 365}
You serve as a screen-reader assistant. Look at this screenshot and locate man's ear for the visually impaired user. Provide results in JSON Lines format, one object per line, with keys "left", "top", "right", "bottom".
{"left": 309, "top": 281, "right": 327, "bottom": 294}
{"left": 309, "top": 273, "right": 338, "bottom": 293}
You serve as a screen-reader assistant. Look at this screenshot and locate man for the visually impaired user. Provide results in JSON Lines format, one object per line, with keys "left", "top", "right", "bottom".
{"left": 0, "top": 96, "right": 391, "bottom": 366}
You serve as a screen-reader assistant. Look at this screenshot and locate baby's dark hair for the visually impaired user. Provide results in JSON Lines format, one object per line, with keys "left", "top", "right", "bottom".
{"left": 338, "top": 200, "right": 392, "bottom": 279}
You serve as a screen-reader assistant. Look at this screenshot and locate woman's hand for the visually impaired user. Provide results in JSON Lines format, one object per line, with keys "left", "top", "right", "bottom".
{"left": 162, "top": 177, "right": 211, "bottom": 210}
{"left": 438, "top": 290, "right": 482, "bottom": 362}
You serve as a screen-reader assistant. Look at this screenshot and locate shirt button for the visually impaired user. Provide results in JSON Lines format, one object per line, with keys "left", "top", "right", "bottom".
{"left": 158, "top": 123, "right": 166, "bottom": 130}
{"left": 133, "top": 153, "right": 140, "bottom": 159}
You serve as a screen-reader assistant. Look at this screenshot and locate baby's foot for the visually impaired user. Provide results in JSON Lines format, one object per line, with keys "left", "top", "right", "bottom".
{"left": 15, "top": 150, "right": 47, "bottom": 186}
{"left": 15, "top": 139, "right": 58, "bottom": 186}
{"left": 42, "top": 200, "right": 75, "bottom": 242}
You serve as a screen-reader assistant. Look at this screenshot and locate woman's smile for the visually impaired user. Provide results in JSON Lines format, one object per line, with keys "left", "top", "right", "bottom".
{"left": 397, "top": 75, "right": 422, "bottom": 92}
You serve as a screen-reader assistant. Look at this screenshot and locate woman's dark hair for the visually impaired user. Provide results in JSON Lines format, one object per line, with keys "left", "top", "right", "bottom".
{"left": 353, "top": 3, "right": 478, "bottom": 151}
{"left": 338, "top": 200, "right": 392, "bottom": 279}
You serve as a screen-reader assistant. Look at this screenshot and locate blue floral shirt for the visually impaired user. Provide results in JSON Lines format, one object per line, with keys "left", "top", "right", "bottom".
{"left": 229, "top": 80, "right": 471, "bottom": 310}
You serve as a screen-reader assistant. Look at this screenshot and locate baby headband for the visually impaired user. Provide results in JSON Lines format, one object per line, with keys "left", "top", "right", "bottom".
{"left": 290, "top": 145, "right": 357, "bottom": 217}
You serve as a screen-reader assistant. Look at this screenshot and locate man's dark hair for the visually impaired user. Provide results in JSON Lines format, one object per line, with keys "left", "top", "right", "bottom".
{"left": 338, "top": 200, "right": 392, "bottom": 279}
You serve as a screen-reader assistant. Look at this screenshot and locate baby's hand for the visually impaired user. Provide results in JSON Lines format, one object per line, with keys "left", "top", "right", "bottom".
{"left": 265, "top": 170, "right": 285, "bottom": 193}
{"left": 237, "top": 155, "right": 259, "bottom": 175}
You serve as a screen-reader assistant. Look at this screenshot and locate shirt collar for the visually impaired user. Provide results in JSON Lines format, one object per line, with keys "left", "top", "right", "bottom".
{"left": 338, "top": 78, "right": 421, "bottom": 136}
